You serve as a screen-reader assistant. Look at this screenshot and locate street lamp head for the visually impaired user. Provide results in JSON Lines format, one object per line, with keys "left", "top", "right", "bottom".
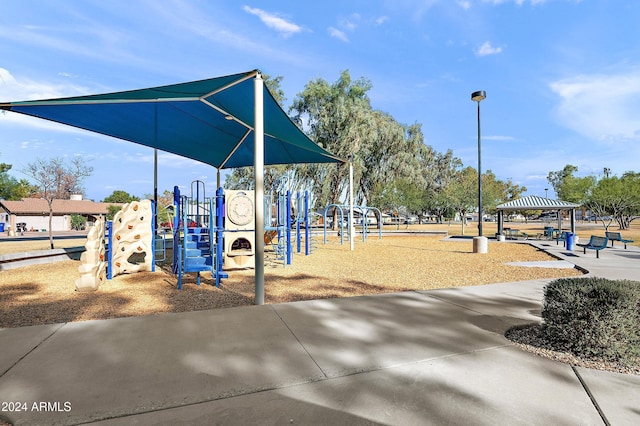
{"left": 471, "top": 90, "right": 486, "bottom": 102}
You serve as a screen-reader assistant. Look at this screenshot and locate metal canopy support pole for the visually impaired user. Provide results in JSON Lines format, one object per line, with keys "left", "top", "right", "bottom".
{"left": 570, "top": 209, "right": 576, "bottom": 234}
{"left": 476, "top": 100, "right": 483, "bottom": 237}
{"left": 254, "top": 74, "right": 265, "bottom": 305}
{"left": 153, "top": 101, "right": 158, "bottom": 237}
{"left": 349, "top": 159, "right": 354, "bottom": 251}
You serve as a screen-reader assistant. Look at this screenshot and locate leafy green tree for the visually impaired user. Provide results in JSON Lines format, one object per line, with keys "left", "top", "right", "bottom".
{"left": 290, "top": 70, "right": 374, "bottom": 214}
{"left": 70, "top": 214, "right": 87, "bottom": 230}
{"left": 482, "top": 170, "right": 526, "bottom": 215}
{"left": 547, "top": 164, "right": 595, "bottom": 203}
{"left": 291, "top": 70, "right": 449, "bottom": 223}
{"left": 102, "top": 190, "right": 139, "bottom": 203}
{"left": 446, "top": 166, "right": 478, "bottom": 235}
{"left": 586, "top": 173, "right": 640, "bottom": 230}
{"left": 143, "top": 189, "right": 175, "bottom": 225}
{"left": 106, "top": 204, "right": 121, "bottom": 221}
{"left": 0, "top": 156, "right": 37, "bottom": 200}
{"left": 224, "top": 166, "right": 289, "bottom": 192}
{"left": 369, "top": 177, "right": 427, "bottom": 228}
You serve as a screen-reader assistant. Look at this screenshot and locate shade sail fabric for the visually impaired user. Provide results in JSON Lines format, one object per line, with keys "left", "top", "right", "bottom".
{"left": 0, "top": 70, "right": 342, "bottom": 169}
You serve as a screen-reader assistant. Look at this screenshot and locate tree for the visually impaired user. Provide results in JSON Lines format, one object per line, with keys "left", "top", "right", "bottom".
{"left": 143, "top": 189, "right": 175, "bottom": 225}
{"left": 103, "top": 190, "right": 140, "bottom": 203}
{"left": 290, "top": 70, "right": 374, "bottom": 216}
{"left": 446, "top": 166, "right": 478, "bottom": 235}
{"left": 586, "top": 173, "right": 640, "bottom": 230}
{"left": 0, "top": 155, "right": 37, "bottom": 200}
{"left": 22, "top": 157, "right": 93, "bottom": 249}
{"left": 103, "top": 190, "right": 139, "bottom": 221}
{"left": 482, "top": 170, "right": 526, "bottom": 215}
{"left": 547, "top": 164, "right": 595, "bottom": 203}
{"left": 290, "top": 70, "right": 446, "bottom": 226}
{"left": 369, "top": 177, "right": 426, "bottom": 229}
{"left": 70, "top": 214, "right": 87, "bottom": 230}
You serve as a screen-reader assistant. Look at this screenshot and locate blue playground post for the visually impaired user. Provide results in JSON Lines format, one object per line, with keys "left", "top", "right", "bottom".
{"left": 172, "top": 186, "right": 181, "bottom": 275}
{"left": 151, "top": 200, "right": 156, "bottom": 272}
{"left": 215, "top": 187, "right": 226, "bottom": 287}
{"left": 106, "top": 220, "right": 113, "bottom": 280}
{"left": 296, "top": 192, "right": 302, "bottom": 254}
{"left": 304, "top": 191, "right": 310, "bottom": 255}
{"left": 286, "top": 190, "right": 292, "bottom": 265}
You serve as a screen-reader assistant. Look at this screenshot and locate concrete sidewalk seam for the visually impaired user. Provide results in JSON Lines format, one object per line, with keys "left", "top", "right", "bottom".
{"left": 270, "top": 305, "right": 329, "bottom": 379}
{"left": 572, "top": 366, "right": 611, "bottom": 426}
{"left": 0, "top": 323, "right": 65, "bottom": 378}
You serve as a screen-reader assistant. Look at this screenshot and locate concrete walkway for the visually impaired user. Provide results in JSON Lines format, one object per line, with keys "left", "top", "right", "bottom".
{"left": 1, "top": 240, "right": 639, "bottom": 425}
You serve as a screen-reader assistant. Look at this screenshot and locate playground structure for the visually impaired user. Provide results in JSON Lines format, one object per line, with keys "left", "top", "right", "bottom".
{"left": 74, "top": 217, "right": 107, "bottom": 291}
{"left": 75, "top": 200, "right": 157, "bottom": 291}
{"left": 171, "top": 180, "right": 318, "bottom": 289}
{"left": 75, "top": 180, "right": 363, "bottom": 291}
{"left": 110, "top": 200, "right": 155, "bottom": 276}
{"left": 323, "top": 204, "right": 382, "bottom": 245}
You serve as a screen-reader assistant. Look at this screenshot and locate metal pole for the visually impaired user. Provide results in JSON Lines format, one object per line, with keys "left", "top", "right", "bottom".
{"left": 254, "top": 73, "right": 265, "bottom": 305}
{"left": 349, "top": 158, "right": 354, "bottom": 251}
{"left": 477, "top": 101, "right": 483, "bottom": 237}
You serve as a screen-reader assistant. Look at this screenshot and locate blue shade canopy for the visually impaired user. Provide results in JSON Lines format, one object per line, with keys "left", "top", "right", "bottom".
{"left": 0, "top": 70, "right": 343, "bottom": 169}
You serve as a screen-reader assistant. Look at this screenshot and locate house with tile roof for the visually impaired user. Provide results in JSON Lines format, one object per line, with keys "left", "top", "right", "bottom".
{"left": 0, "top": 196, "right": 118, "bottom": 233}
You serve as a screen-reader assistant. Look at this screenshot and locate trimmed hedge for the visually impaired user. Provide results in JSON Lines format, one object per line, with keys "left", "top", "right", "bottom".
{"left": 541, "top": 277, "right": 640, "bottom": 364}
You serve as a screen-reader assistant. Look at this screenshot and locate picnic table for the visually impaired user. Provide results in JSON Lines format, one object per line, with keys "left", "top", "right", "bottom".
{"left": 504, "top": 228, "right": 527, "bottom": 240}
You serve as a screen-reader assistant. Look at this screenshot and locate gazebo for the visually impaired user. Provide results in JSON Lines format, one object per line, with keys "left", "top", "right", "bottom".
{"left": 495, "top": 195, "right": 580, "bottom": 236}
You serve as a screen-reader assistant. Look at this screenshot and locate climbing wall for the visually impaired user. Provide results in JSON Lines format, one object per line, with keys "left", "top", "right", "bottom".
{"left": 110, "top": 199, "right": 154, "bottom": 277}
{"left": 74, "top": 218, "right": 107, "bottom": 292}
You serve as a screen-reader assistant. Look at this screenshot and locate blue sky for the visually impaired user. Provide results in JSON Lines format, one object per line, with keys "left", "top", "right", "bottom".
{"left": 1, "top": 0, "right": 639, "bottom": 202}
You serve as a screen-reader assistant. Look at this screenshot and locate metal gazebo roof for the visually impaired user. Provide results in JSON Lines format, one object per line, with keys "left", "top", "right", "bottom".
{"left": 496, "top": 195, "right": 580, "bottom": 211}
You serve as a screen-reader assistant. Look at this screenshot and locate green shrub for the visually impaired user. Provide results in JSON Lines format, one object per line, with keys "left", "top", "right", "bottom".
{"left": 541, "top": 277, "right": 640, "bottom": 364}
{"left": 70, "top": 214, "right": 87, "bottom": 230}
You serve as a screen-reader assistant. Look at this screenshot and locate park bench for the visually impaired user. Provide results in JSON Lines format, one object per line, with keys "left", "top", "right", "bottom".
{"left": 576, "top": 235, "right": 608, "bottom": 258}
{"left": 605, "top": 231, "right": 634, "bottom": 249}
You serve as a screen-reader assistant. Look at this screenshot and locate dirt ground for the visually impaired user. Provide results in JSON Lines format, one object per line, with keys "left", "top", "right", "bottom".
{"left": 0, "top": 235, "right": 582, "bottom": 329}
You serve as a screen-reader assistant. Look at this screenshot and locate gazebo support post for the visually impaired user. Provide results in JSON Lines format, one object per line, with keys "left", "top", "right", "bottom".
{"left": 254, "top": 73, "right": 265, "bottom": 305}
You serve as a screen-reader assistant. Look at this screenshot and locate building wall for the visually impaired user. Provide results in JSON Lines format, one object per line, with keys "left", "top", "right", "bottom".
{"left": 8, "top": 214, "right": 70, "bottom": 232}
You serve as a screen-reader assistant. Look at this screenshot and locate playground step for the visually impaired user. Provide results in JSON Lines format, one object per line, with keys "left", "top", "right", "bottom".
{"left": 185, "top": 248, "right": 211, "bottom": 257}
{"left": 185, "top": 240, "right": 211, "bottom": 249}
{"left": 184, "top": 256, "right": 212, "bottom": 271}
{"left": 187, "top": 227, "right": 209, "bottom": 236}
{"left": 186, "top": 234, "right": 208, "bottom": 242}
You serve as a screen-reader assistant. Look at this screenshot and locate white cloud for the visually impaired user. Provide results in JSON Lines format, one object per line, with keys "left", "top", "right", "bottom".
{"left": 475, "top": 41, "right": 503, "bottom": 56}
{"left": 485, "top": 135, "right": 516, "bottom": 141}
{"left": 550, "top": 71, "right": 640, "bottom": 142}
{"left": 242, "top": 6, "right": 302, "bottom": 37}
{"left": 339, "top": 14, "right": 361, "bottom": 31}
{"left": 328, "top": 27, "right": 349, "bottom": 42}
{"left": 375, "top": 16, "right": 389, "bottom": 25}
{"left": 457, "top": 1, "right": 472, "bottom": 10}
{"left": 0, "top": 67, "right": 87, "bottom": 101}
{"left": 482, "top": 0, "right": 550, "bottom": 5}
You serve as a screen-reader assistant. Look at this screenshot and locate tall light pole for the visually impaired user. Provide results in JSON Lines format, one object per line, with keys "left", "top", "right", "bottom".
{"left": 471, "top": 90, "right": 486, "bottom": 237}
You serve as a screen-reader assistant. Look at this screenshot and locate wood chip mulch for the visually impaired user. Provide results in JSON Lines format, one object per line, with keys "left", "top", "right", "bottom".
{"left": 1, "top": 236, "right": 581, "bottom": 329}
